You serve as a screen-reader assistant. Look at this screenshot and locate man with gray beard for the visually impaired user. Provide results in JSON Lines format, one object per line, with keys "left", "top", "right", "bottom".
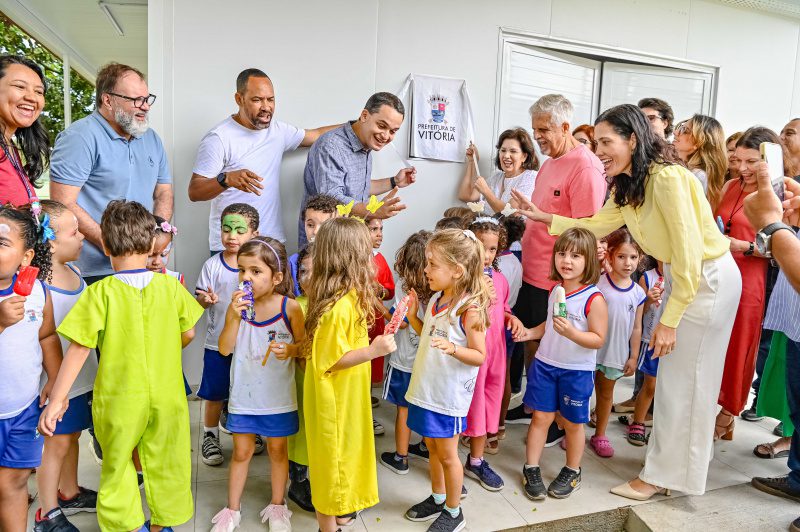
{"left": 50, "top": 62, "right": 173, "bottom": 281}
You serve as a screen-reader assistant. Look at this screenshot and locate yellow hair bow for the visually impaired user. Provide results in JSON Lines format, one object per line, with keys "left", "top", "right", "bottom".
{"left": 336, "top": 200, "right": 355, "bottom": 217}
{"left": 365, "top": 195, "right": 384, "bottom": 215}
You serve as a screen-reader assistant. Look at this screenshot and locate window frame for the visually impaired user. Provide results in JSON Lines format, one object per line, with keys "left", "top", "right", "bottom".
{"left": 493, "top": 28, "right": 719, "bottom": 141}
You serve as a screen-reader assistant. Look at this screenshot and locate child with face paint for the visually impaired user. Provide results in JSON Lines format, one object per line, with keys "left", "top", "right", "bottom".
{"left": 32, "top": 200, "right": 99, "bottom": 531}
{"left": 195, "top": 203, "right": 262, "bottom": 468}
{"left": 0, "top": 205, "right": 62, "bottom": 532}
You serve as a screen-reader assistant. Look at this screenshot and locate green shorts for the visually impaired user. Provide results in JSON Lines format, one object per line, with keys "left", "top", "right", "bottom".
{"left": 596, "top": 364, "right": 625, "bottom": 381}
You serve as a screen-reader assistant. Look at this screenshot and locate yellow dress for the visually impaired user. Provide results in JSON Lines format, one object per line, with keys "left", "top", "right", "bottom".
{"left": 303, "top": 290, "right": 378, "bottom": 515}
{"left": 288, "top": 296, "right": 308, "bottom": 466}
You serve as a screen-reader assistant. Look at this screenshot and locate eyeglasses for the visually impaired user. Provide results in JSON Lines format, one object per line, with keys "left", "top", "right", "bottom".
{"left": 674, "top": 122, "right": 689, "bottom": 136}
{"left": 107, "top": 92, "right": 157, "bottom": 108}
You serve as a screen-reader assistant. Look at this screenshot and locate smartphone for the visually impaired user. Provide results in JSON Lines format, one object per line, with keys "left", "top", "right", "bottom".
{"left": 760, "top": 142, "right": 785, "bottom": 200}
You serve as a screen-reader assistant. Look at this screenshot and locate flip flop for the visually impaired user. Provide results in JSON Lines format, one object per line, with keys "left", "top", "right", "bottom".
{"left": 753, "top": 440, "right": 790, "bottom": 459}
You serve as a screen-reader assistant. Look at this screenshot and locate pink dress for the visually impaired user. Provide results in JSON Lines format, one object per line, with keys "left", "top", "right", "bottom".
{"left": 464, "top": 270, "right": 510, "bottom": 437}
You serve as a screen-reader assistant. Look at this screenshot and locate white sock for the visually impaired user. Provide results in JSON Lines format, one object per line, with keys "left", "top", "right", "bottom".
{"left": 204, "top": 425, "right": 219, "bottom": 437}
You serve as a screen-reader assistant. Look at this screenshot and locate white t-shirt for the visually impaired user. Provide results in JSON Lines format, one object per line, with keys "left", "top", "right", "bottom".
{"left": 595, "top": 274, "right": 646, "bottom": 370}
{"left": 405, "top": 293, "right": 479, "bottom": 417}
{"left": 536, "top": 284, "right": 604, "bottom": 372}
{"left": 387, "top": 287, "right": 426, "bottom": 373}
{"left": 46, "top": 265, "right": 98, "bottom": 399}
{"left": 193, "top": 116, "right": 305, "bottom": 250}
{"left": 482, "top": 169, "right": 537, "bottom": 208}
{"left": 498, "top": 252, "right": 522, "bottom": 308}
{"left": 196, "top": 253, "right": 240, "bottom": 351}
{"left": 229, "top": 297, "right": 296, "bottom": 415}
{"left": 641, "top": 268, "right": 669, "bottom": 342}
{"left": 113, "top": 269, "right": 154, "bottom": 289}
{"left": 0, "top": 279, "right": 46, "bottom": 418}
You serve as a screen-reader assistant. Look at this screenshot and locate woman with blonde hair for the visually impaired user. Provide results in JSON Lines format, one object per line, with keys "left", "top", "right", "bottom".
{"left": 673, "top": 114, "right": 728, "bottom": 208}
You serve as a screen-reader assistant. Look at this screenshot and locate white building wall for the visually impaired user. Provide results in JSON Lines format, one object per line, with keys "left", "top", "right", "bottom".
{"left": 148, "top": 0, "right": 800, "bottom": 383}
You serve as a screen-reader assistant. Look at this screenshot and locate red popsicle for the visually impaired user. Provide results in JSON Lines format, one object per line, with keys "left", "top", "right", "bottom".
{"left": 384, "top": 294, "right": 411, "bottom": 335}
{"left": 13, "top": 266, "right": 39, "bottom": 296}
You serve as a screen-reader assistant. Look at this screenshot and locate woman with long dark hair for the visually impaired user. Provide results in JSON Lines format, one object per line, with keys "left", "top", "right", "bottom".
{"left": 512, "top": 104, "right": 741, "bottom": 500}
{"left": 0, "top": 55, "right": 50, "bottom": 205}
{"left": 712, "top": 127, "right": 776, "bottom": 439}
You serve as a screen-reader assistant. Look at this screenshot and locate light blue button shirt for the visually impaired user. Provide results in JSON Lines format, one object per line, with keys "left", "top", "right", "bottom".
{"left": 50, "top": 112, "right": 172, "bottom": 276}
{"left": 763, "top": 229, "right": 800, "bottom": 342}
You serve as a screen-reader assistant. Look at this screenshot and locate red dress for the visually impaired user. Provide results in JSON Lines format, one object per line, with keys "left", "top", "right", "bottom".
{"left": 369, "top": 251, "right": 395, "bottom": 383}
{"left": 714, "top": 181, "right": 768, "bottom": 414}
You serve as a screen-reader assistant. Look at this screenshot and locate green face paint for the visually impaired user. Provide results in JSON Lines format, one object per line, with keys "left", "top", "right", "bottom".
{"left": 222, "top": 214, "right": 250, "bottom": 235}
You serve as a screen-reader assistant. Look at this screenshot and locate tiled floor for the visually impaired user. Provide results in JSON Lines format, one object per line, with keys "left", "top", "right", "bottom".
{"left": 27, "top": 378, "right": 797, "bottom": 531}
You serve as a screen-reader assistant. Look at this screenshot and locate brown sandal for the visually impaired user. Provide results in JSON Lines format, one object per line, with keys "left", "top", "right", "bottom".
{"left": 714, "top": 411, "right": 735, "bottom": 441}
{"left": 753, "top": 438, "right": 791, "bottom": 459}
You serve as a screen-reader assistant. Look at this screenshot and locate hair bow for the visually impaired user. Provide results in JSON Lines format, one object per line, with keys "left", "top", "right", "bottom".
{"left": 158, "top": 221, "right": 178, "bottom": 235}
{"left": 463, "top": 229, "right": 478, "bottom": 242}
{"left": 336, "top": 200, "right": 355, "bottom": 217}
{"left": 466, "top": 201, "right": 485, "bottom": 213}
{"left": 365, "top": 195, "right": 384, "bottom": 215}
{"left": 501, "top": 203, "right": 516, "bottom": 217}
{"left": 39, "top": 213, "right": 55, "bottom": 243}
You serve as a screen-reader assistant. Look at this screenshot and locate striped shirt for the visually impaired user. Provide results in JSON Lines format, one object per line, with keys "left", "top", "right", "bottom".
{"left": 763, "top": 229, "right": 800, "bottom": 342}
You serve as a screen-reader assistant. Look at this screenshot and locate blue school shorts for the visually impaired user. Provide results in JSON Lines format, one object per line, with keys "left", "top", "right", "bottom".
{"left": 523, "top": 358, "right": 594, "bottom": 424}
{"left": 226, "top": 411, "right": 299, "bottom": 437}
{"left": 406, "top": 404, "right": 467, "bottom": 438}
{"left": 197, "top": 349, "right": 232, "bottom": 401}
{"left": 638, "top": 342, "right": 659, "bottom": 378}
{"left": 53, "top": 392, "right": 93, "bottom": 435}
{"left": 0, "top": 398, "right": 44, "bottom": 468}
{"left": 382, "top": 366, "right": 412, "bottom": 408}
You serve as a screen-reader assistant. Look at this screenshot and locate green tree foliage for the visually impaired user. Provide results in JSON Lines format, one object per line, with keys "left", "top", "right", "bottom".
{"left": 0, "top": 13, "right": 95, "bottom": 143}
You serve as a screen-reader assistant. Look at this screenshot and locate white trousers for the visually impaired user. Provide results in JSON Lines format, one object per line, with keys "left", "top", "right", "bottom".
{"left": 640, "top": 252, "right": 742, "bottom": 495}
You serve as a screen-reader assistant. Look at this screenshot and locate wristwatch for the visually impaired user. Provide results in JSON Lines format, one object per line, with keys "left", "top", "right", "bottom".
{"left": 216, "top": 172, "right": 229, "bottom": 189}
{"left": 744, "top": 242, "right": 755, "bottom": 256}
{"left": 755, "top": 222, "right": 794, "bottom": 258}
{"left": 390, "top": 176, "right": 397, "bottom": 189}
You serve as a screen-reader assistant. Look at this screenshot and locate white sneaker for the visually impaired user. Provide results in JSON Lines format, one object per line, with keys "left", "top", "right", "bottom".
{"left": 254, "top": 434, "right": 266, "bottom": 455}
{"left": 373, "top": 419, "right": 385, "bottom": 435}
{"left": 211, "top": 507, "right": 241, "bottom": 532}
{"left": 260, "top": 503, "right": 292, "bottom": 532}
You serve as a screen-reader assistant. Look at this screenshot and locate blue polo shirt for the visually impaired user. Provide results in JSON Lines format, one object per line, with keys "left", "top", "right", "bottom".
{"left": 50, "top": 111, "right": 172, "bottom": 276}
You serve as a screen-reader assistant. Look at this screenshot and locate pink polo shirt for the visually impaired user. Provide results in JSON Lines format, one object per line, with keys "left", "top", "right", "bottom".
{"left": 521, "top": 143, "right": 606, "bottom": 290}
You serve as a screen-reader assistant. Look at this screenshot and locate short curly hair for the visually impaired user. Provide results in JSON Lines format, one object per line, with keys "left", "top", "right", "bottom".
{"left": 303, "top": 194, "right": 338, "bottom": 220}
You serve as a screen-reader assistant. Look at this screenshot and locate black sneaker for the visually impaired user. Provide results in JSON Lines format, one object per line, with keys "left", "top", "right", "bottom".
{"left": 202, "top": 431, "right": 224, "bottom": 466}
{"left": 548, "top": 466, "right": 581, "bottom": 498}
{"left": 137, "top": 471, "right": 144, "bottom": 490}
{"left": 791, "top": 515, "right": 800, "bottom": 532}
{"left": 775, "top": 422, "right": 785, "bottom": 437}
{"left": 545, "top": 422, "right": 566, "bottom": 448}
{"left": 461, "top": 484, "right": 468, "bottom": 499}
{"left": 741, "top": 404, "right": 763, "bottom": 422}
{"left": 288, "top": 477, "right": 314, "bottom": 512}
{"left": 505, "top": 405, "right": 532, "bottom": 425}
{"left": 427, "top": 507, "right": 465, "bottom": 532}
{"left": 371, "top": 396, "right": 379, "bottom": 408}
{"left": 405, "top": 495, "right": 444, "bottom": 522}
{"left": 380, "top": 451, "right": 409, "bottom": 475}
{"left": 34, "top": 508, "right": 79, "bottom": 532}
{"left": 408, "top": 441, "right": 430, "bottom": 462}
{"left": 57, "top": 486, "right": 97, "bottom": 515}
{"left": 522, "top": 465, "right": 546, "bottom": 500}
{"left": 752, "top": 475, "right": 800, "bottom": 503}
{"left": 87, "top": 435, "right": 103, "bottom": 465}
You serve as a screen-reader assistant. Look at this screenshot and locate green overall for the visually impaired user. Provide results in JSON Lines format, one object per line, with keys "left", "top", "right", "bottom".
{"left": 58, "top": 274, "right": 203, "bottom": 530}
